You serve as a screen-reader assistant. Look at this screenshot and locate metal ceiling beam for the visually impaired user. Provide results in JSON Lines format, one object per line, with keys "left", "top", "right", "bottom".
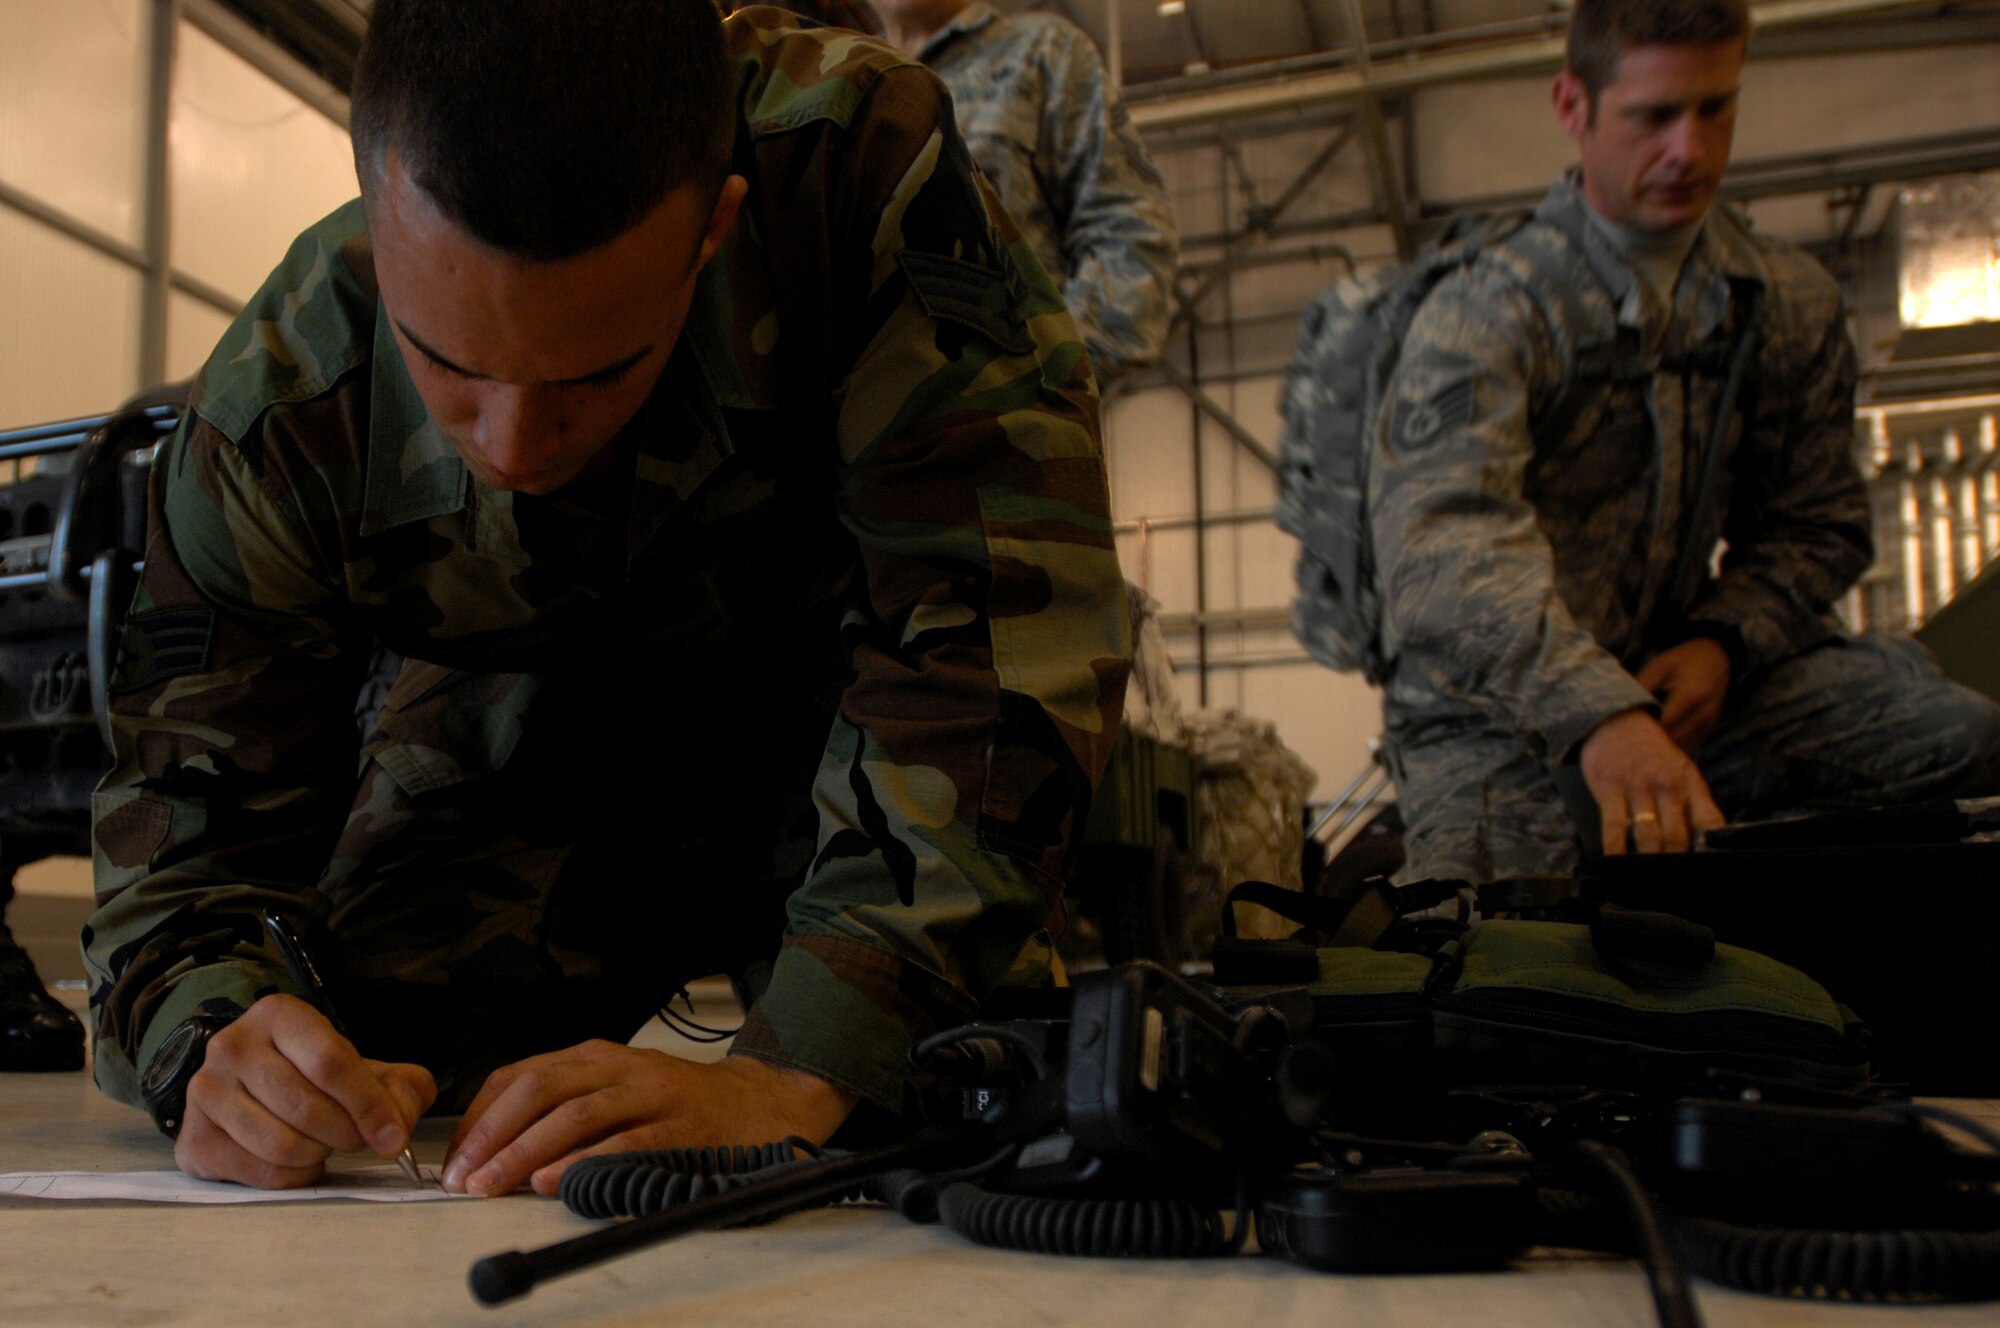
{"left": 1142, "top": 104, "right": 1356, "bottom": 152}
{"left": 1167, "top": 125, "right": 2000, "bottom": 257}
{"left": 1177, "top": 242, "right": 1358, "bottom": 282}
{"left": 1180, "top": 0, "right": 1217, "bottom": 71}
{"left": 1103, "top": 0, "right": 1121, "bottom": 91}
{"left": 190, "top": 0, "right": 351, "bottom": 127}
{"left": 1297, "top": 0, "right": 1329, "bottom": 51}
{"left": 139, "top": 0, "right": 180, "bottom": 389}
{"left": 1150, "top": 359, "right": 1281, "bottom": 473}
{"left": 1171, "top": 119, "right": 1362, "bottom": 329}
{"left": 1127, "top": 0, "right": 1952, "bottom": 133}
{"left": 1342, "top": 0, "right": 1413, "bottom": 259}
{"left": 1428, "top": 126, "right": 2000, "bottom": 221}
{"left": 1151, "top": 119, "right": 1362, "bottom": 483}
{"left": 1177, "top": 202, "right": 1386, "bottom": 253}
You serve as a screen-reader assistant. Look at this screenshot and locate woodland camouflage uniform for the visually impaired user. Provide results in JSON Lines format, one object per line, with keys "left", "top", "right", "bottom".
{"left": 912, "top": 1, "right": 1176, "bottom": 377}
{"left": 1363, "top": 173, "right": 2000, "bottom": 883}
{"left": 87, "top": 9, "right": 1131, "bottom": 1114}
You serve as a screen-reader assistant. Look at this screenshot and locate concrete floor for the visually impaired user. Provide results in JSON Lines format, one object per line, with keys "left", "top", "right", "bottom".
{"left": 18, "top": 986, "right": 1971, "bottom": 1328}
{"left": 9, "top": 854, "right": 2000, "bottom": 1326}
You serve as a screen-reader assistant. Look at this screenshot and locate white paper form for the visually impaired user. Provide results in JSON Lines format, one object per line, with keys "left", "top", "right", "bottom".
{"left": 0, "top": 1164, "right": 471, "bottom": 1203}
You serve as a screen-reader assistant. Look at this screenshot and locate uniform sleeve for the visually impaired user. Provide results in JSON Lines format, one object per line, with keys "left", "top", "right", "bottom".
{"left": 727, "top": 65, "right": 1130, "bottom": 1109}
{"left": 1684, "top": 262, "right": 1872, "bottom": 676}
{"left": 1369, "top": 266, "right": 1656, "bottom": 763}
{"left": 84, "top": 412, "right": 368, "bottom": 1107}
{"left": 1034, "top": 24, "right": 1178, "bottom": 378}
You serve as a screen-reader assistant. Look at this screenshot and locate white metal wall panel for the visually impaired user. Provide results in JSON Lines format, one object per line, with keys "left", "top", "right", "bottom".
{"left": 0, "top": 0, "right": 149, "bottom": 246}
{"left": 1105, "top": 387, "right": 1201, "bottom": 521}
{"left": 1410, "top": 74, "right": 1581, "bottom": 207}
{"left": 1731, "top": 47, "right": 2000, "bottom": 166}
{"left": 1239, "top": 661, "right": 1379, "bottom": 793}
{"left": 169, "top": 21, "right": 357, "bottom": 305}
{"left": 0, "top": 207, "right": 142, "bottom": 423}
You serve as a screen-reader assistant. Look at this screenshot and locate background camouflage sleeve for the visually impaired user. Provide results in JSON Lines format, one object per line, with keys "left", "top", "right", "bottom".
{"left": 1683, "top": 247, "right": 1871, "bottom": 676}
{"left": 1030, "top": 21, "right": 1177, "bottom": 377}
{"left": 1369, "top": 264, "right": 1656, "bottom": 763}
{"left": 679, "top": 54, "right": 1132, "bottom": 1110}
{"left": 86, "top": 403, "right": 374, "bottom": 1107}
{"left": 927, "top": 10, "right": 1177, "bottom": 380}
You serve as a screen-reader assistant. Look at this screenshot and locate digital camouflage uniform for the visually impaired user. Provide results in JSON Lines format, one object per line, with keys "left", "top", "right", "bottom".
{"left": 86, "top": 9, "right": 1131, "bottom": 1115}
{"left": 1369, "top": 173, "right": 2000, "bottom": 884}
{"left": 913, "top": 1, "right": 1176, "bottom": 378}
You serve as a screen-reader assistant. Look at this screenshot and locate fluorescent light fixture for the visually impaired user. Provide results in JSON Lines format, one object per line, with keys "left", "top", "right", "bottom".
{"left": 1158, "top": 1, "right": 1186, "bottom": 14}
{"left": 1899, "top": 177, "right": 2000, "bottom": 329}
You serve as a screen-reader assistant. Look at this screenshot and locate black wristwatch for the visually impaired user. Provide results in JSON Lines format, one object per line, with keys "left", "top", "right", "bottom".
{"left": 139, "top": 1014, "right": 232, "bottom": 1140}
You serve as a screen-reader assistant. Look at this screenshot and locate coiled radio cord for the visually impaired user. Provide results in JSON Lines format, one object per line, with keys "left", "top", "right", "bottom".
{"left": 560, "top": 1140, "right": 840, "bottom": 1221}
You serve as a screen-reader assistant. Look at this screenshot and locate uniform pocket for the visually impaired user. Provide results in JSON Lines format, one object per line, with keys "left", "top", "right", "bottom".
{"left": 362, "top": 659, "right": 541, "bottom": 797}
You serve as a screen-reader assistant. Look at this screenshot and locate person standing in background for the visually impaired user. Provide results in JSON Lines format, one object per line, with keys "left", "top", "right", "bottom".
{"left": 878, "top": 0, "right": 1178, "bottom": 381}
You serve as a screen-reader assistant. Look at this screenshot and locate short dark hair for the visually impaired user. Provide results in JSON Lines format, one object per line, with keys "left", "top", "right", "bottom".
{"left": 1567, "top": 0, "right": 1749, "bottom": 106}
{"left": 351, "top": 0, "right": 735, "bottom": 261}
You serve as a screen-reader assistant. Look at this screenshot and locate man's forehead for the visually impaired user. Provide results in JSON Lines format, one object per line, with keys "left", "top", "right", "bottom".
{"left": 1604, "top": 41, "right": 1744, "bottom": 98}
{"left": 367, "top": 169, "right": 713, "bottom": 385}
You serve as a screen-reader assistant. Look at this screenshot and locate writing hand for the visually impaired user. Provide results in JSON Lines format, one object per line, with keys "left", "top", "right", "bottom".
{"left": 1634, "top": 637, "right": 1732, "bottom": 753}
{"left": 440, "top": 1044, "right": 858, "bottom": 1198}
{"left": 175, "top": 993, "right": 436, "bottom": 1188}
{"left": 1579, "top": 708, "right": 1727, "bottom": 856}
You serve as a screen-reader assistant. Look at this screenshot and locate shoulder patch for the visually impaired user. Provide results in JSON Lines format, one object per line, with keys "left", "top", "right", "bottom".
{"left": 111, "top": 608, "right": 216, "bottom": 693}
{"left": 1393, "top": 378, "right": 1479, "bottom": 447}
{"left": 897, "top": 250, "right": 1035, "bottom": 354}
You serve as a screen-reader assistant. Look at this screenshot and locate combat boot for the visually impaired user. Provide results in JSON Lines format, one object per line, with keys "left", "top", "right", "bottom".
{"left": 0, "top": 916, "right": 84, "bottom": 1071}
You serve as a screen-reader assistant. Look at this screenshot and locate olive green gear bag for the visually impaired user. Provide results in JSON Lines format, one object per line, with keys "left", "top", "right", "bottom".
{"left": 1217, "top": 892, "right": 1870, "bottom": 1094}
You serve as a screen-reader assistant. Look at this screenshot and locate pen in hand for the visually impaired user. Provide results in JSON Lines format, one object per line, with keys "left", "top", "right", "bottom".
{"left": 259, "top": 908, "right": 426, "bottom": 1187}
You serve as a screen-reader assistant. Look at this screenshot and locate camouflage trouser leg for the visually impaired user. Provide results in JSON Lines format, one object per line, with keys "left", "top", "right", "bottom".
{"left": 315, "top": 659, "right": 810, "bottom": 1111}
{"left": 1695, "top": 633, "right": 2000, "bottom": 816}
{"left": 1386, "top": 633, "right": 2000, "bottom": 887}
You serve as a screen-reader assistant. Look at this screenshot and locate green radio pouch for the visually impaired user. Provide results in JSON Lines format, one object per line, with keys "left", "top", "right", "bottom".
{"left": 1423, "top": 919, "right": 1870, "bottom": 1091}
{"left": 1220, "top": 903, "right": 1870, "bottom": 1094}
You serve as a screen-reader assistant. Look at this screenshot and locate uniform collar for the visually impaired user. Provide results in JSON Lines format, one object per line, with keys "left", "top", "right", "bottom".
{"left": 1541, "top": 169, "right": 1764, "bottom": 348}
{"left": 361, "top": 300, "right": 467, "bottom": 537}
{"left": 918, "top": 1, "right": 1000, "bottom": 60}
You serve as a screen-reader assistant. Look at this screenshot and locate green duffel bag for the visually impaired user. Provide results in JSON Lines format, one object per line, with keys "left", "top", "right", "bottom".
{"left": 1424, "top": 918, "right": 1870, "bottom": 1092}
{"left": 1215, "top": 886, "right": 1870, "bottom": 1094}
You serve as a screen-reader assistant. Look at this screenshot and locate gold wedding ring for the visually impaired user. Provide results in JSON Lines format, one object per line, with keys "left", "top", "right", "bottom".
{"left": 1631, "top": 810, "right": 1660, "bottom": 822}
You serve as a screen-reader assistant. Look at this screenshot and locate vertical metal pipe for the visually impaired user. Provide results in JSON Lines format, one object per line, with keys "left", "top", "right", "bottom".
{"left": 138, "top": 0, "right": 181, "bottom": 391}
{"left": 1189, "top": 309, "right": 1210, "bottom": 708}
{"left": 1900, "top": 441, "right": 1924, "bottom": 627}
{"left": 1929, "top": 456, "right": 1955, "bottom": 608}
{"left": 1219, "top": 148, "right": 1243, "bottom": 708}
{"left": 1947, "top": 426, "right": 1980, "bottom": 586}
{"left": 1981, "top": 413, "right": 2000, "bottom": 563}
{"left": 1188, "top": 141, "right": 1222, "bottom": 709}
{"left": 1105, "top": 0, "right": 1122, "bottom": 93}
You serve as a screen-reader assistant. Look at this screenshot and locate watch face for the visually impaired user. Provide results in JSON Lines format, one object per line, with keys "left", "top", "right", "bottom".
{"left": 141, "top": 1017, "right": 220, "bottom": 1137}
{"left": 141, "top": 1020, "right": 206, "bottom": 1095}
